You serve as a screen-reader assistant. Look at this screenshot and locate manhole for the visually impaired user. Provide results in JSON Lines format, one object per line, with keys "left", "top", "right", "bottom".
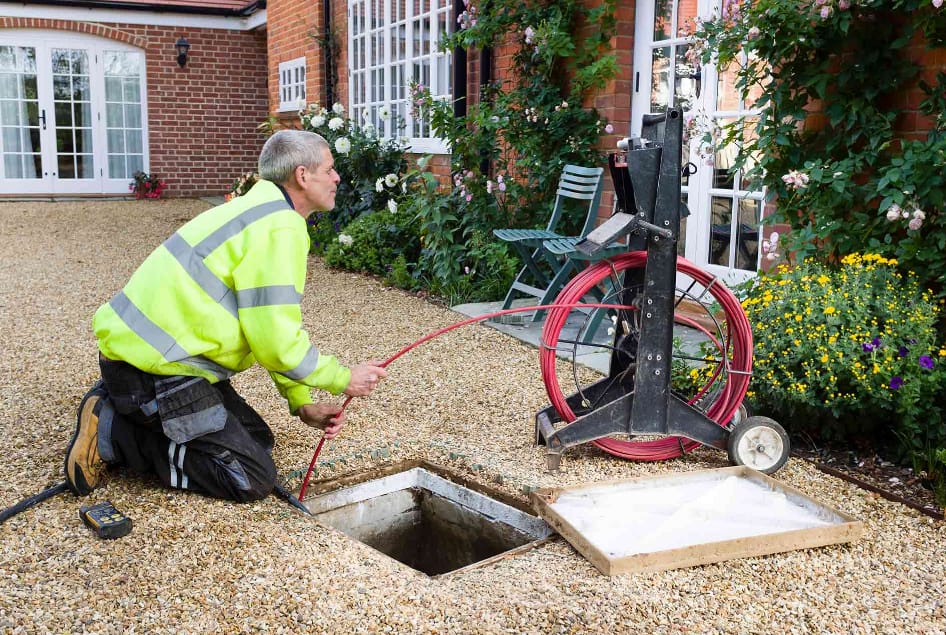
{"left": 303, "top": 462, "right": 553, "bottom": 577}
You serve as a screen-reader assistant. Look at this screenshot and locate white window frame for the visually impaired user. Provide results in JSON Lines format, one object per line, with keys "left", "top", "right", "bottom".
{"left": 0, "top": 30, "right": 148, "bottom": 195}
{"left": 631, "top": 0, "right": 765, "bottom": 287}
{"left": 347, "top": 0, "right": 452, "bottom": 154}
{"left": 278, "top": 56, "right": 306, "bottom": 112}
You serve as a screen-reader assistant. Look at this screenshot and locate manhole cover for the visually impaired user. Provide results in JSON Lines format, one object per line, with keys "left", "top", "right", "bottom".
{"left": 303, "top": 462, "right": 553, "bottom": 577}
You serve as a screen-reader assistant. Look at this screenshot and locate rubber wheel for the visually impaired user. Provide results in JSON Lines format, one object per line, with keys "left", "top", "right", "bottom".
{"left": 727, "top": 416, "right": 790, "bottom": 474}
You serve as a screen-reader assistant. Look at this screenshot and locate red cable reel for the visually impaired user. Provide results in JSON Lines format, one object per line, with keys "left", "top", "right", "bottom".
{"left": 539, "top": 252, "right": 755, "bottom": 461}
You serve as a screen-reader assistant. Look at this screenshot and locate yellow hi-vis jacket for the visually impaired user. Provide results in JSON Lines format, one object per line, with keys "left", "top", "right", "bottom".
{"left": 93, "top": 179, "right": 350, "bottom": 413}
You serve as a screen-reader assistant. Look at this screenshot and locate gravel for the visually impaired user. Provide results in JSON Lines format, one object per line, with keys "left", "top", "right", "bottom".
{"left": 0, "top": 199, "right": 943, "bottom": 634}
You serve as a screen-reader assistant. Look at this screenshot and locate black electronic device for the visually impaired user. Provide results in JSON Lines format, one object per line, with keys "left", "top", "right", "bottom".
{"left": 79, "top": 500, "right": 133, "bottom": 539}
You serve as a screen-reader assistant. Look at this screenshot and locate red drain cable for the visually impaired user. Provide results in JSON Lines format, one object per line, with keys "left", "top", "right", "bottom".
{"left": 296, "top": 301, "right": 634, "bottom": 500}
{"left": 297, "top": 255, "right": 752, "bottom": 499}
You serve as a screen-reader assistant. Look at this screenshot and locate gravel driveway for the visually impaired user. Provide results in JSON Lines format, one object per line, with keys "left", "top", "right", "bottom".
{"left": 0, "top": 199, "right": 943, "bottom": 633}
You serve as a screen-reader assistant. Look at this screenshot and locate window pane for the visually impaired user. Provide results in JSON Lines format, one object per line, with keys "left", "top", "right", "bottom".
{"left": 735, "top": 198, "right": 761, "bottom": 271}
{"left": 107, "top": 128, "right": 125, "bottom": 153}
{"left": 126, "top": 129, "right": 142, "bottom": 153}
{"left": 650, "top": 47, "right": 671, "bottom": 112}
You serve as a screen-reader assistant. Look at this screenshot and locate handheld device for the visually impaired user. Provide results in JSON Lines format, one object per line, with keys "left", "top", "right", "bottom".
{"left": 79, "top": 501, "right": 133, "bottom": 539}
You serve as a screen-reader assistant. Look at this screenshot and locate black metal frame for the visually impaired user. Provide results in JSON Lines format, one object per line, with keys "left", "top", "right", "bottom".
{"left": 535, "top": 107, "right": 729, "bottom": 469}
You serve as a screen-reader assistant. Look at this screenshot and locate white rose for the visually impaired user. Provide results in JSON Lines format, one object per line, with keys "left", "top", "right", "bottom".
{"left": 334, "top": 137, "right": 351, "bottom": 154}
{"left": 384, "top": 173, "right": 398, "bottom": 188}
{"left": 332, "top": 103, "right": 345, "bottom": 115}
{"left": 328, "top": 117, "right": 344, "bottom": 131}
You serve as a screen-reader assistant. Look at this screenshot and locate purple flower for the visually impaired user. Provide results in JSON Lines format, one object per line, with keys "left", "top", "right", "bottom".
{"left": 889, "top": 376, "right": 904, "bottom": 390}
{"left": 919, "top": 355, "right": 935, "bottom": 370}
{"left": 862, "top": 342, "right": 875, "bottom": 353}
{"left": 897, "top": 346, "right": 908, "bottom": 358}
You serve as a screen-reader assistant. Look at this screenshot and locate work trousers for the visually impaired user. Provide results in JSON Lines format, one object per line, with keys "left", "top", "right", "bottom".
{"left": 97, "top": 356, "right": 277, "bottom": 502}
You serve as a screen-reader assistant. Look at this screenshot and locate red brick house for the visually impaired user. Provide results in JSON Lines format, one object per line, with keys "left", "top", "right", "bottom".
{"left": 1, "top": 0, "right": 942, "bottom": 284}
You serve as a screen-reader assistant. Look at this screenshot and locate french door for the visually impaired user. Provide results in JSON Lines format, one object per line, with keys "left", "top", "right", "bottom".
{"left": 631, "top": 0, "right": 764, "bottom": 286}
{"left": 0, "top": 31, "right": 147, "bottom": 195}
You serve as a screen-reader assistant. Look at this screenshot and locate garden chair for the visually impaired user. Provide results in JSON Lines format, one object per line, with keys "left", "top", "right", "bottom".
{"left": 492, "top": 164, "right": 605, "bottom": 321}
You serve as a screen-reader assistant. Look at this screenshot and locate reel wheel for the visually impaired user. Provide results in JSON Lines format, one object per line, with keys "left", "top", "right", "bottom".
{"left": 541, "top": 252, "right": 754, "bottom": 462}
{"left": 726, "top": 416, "right": 790, "bottom": 474}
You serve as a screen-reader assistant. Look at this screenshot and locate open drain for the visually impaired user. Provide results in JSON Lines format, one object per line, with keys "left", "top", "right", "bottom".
{"left": 303, "top": 462, "right": 553, "bottom": 577}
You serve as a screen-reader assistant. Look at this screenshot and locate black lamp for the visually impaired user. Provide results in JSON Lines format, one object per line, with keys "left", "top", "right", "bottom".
{"left": 175, "top": 37, "right": 190, "bottom": 68}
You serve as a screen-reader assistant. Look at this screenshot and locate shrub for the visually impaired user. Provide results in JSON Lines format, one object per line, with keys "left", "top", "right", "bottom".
{"left": 299, "top": 102, "right": 409, "bottom": 254}
{"left": 743, "top": 253, "right": 946, "bottom": 452}
{"left": 322, "top": 201, "right": 422, "bottom": 278}
{"left": 129, "top": 171, "right": 166, "bottom": 199}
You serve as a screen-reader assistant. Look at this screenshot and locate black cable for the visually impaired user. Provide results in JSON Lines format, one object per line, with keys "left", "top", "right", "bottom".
{"left": 0, "top": 481, "right": 69, "bottom": 524}
{"left": 272, "top": 483, "right": 312, "bottom": 516}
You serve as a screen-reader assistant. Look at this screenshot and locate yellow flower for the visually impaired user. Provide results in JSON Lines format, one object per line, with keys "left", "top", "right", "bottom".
{"left": 824, "top": 306, "right": 836, "bottom": 315}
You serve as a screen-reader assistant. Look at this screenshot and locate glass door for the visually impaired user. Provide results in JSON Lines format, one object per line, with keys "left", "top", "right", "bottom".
{"left": 632, "top": 0, "right": 764, "bottom": 286}
{"left": 0, "top": 32, "right": 146, "bottom": 196}
{"left": 0, "top": 44, "right": 48, "bottom": 193}
{"left": 50, "top": 47, "right": 97, "bottom": 192}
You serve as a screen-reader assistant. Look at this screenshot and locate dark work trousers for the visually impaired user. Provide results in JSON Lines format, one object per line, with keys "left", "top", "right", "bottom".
{"left": 97, "top": 356, "right": 277, "bottom": 502}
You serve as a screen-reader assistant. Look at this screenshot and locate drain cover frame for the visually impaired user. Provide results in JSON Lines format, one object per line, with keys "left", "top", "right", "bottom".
{"left": 302, "top": 460, "right": 554, "bottom": 577}
{"left": 531, "top": 465, "right": 864, "bottom": 576}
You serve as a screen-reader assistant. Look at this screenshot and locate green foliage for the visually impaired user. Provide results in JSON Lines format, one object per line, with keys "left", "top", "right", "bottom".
{"left": 299, "top": 103, "right": 410, "bottom": 254}
{"left": 322, "top": 201, "right": 422, "bottom": 277}
{"left": 743, "top": 253, "right": 946, "bottom": 452}
{"left": 694, "top": 0, "right": 946, "bottom": 297}
{"left": 401, "top": 0, "right": 618, "bottom": 302}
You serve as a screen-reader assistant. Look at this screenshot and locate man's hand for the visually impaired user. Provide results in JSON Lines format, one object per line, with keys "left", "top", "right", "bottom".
{"left": 297, "top": 402, "right": 347, "bottom": 439}
{"left": 345, "top": 361, "right": 388, "bottom": 397}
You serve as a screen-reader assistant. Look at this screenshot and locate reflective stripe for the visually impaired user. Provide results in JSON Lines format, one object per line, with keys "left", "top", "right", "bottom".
{"left": 168, "top": 442, "right": 188, "bottom": 490}
{"left": 160, "top": 200, "right": 289, "bottom": 319}
{"left": 109, "top": 292, "right": 234, "bottom": 380}
{"left": 178, "top": 356, "right": 235, "bottom": 381}
{"left": 281, "top": 345, "right": 319, "bottom": 381}
{"left": 195, "top": 200, "right": 288, "bottom": 253}
{"left": 163, "top": 233, "right": 238, "bottom": 319}
{"left": 235, "top": 285, "right": 302, "bottom": 309}
{"left": 168, "top": 442, "right": 178, "bottom": 488}
{"left": 110, "top": 291, "right": 190, "bottom": 362}
{"left": 178, "top": 445, "right": 188, "bottom": 489}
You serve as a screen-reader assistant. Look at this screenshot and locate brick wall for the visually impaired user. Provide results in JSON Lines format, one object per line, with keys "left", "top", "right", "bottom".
{"left": 145, "top": 27, "right": 269, "bottom": 197}
{"left": 0, "top": 17, "right": 269, "bottom": 198}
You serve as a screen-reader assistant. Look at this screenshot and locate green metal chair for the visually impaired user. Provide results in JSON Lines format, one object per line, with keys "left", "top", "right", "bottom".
{"left": 492, "top": 164, "right": 605, "bottom": 321}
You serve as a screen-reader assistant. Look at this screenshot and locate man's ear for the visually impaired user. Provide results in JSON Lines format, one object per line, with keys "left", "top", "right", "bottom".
{"left": 290, "top": 164, "right": 307, "bottom": 188}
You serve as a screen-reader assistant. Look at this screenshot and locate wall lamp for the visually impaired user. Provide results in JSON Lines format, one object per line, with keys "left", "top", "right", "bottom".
{"left": 175, "top": 37, "right": 190, "bottom": 68}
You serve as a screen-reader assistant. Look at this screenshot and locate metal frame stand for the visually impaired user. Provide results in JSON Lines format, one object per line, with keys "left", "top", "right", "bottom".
{"left": 535, "top": 108, "right": 729, "bottom": 471}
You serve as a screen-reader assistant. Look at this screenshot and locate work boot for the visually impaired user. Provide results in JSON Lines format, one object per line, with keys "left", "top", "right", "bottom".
{"left": 64, "top": 382, "right": 109, "bottom": 496}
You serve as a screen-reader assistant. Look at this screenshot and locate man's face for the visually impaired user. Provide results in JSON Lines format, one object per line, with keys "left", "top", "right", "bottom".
{"left": 301, "top": 146, "right": 340, "bottom": 212}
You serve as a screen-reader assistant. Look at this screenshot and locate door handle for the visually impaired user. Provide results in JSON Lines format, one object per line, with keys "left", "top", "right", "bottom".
{"left": 39, "top": 109, "right": 47, "bottom": 130}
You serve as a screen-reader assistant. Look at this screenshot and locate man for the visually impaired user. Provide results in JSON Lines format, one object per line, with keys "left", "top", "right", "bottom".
{"left": 65, "top": 130, "right": 387, "bottom": 502}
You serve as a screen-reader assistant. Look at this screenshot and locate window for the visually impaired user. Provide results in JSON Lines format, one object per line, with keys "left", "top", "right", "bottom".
{"left": 104, "top": 50, "right": 144, "bottom": 179}
{"left": 348, "top": 0, "right": 452, "bottom": 154}
{"left": 278, "top": 57, "right": 306, "bottom": 112}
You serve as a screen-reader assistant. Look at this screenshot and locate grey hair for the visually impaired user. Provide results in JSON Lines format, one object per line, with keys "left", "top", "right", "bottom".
{"left": 258, "top": 130, "right": 330, "bottom": 185}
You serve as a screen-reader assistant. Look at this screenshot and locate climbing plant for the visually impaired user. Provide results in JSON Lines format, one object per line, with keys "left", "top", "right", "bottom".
{"left": 694, "top": 0, "right": 946, "bottom": 298}
{"left": 405, "top": 0, "right": 619, "bottom": 298}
